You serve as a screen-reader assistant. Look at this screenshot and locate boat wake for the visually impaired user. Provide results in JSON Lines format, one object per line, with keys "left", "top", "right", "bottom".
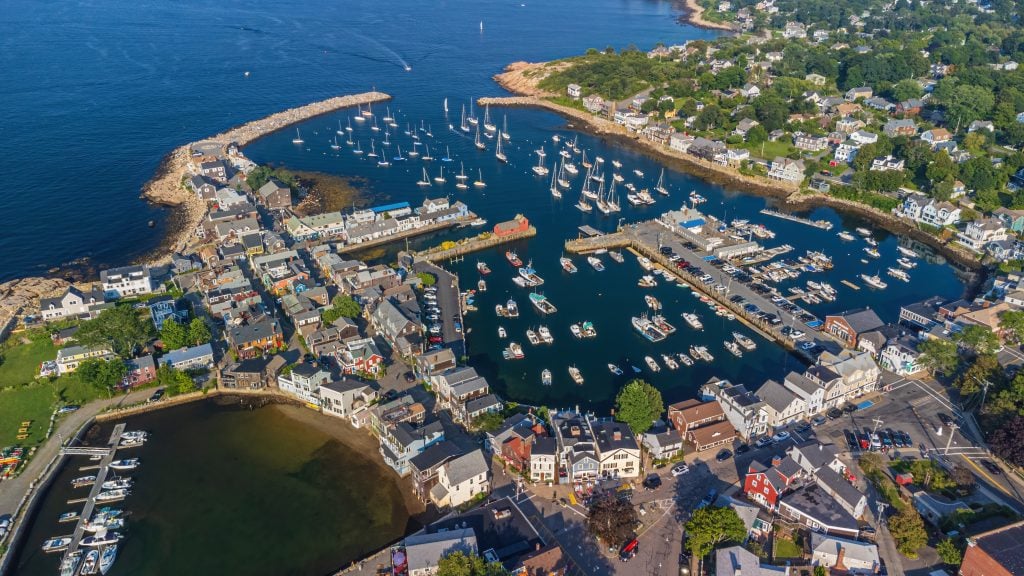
{"left": 342, "top": 30, "right": 412, "bottom": 71}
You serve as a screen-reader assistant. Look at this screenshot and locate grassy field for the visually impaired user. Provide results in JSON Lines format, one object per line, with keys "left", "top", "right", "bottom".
{"left": 741, "top": 140, "right": 798, "bottom": 161}
{"left": 773, "top": 536, "right": 803, "bottom": 560}
{"left": 0, "top": 333, "right": 56, "bottom": 389}
{"left": 0, "top": 382, "right": 57, "bottom": 447}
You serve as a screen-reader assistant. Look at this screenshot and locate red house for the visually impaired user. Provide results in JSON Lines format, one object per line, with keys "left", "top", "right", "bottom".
{"left": 744, "top": 455, "right": 804, "bottom": 509}
{"left": 493, "top": 214, "right": 530, "bottom": 237}
{"left": 124, "top": 355, "right": 157, "bottom": 387}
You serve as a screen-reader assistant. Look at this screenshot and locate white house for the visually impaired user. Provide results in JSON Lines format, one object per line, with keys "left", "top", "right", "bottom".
{"left": 834, "top": 142, "right": 860, "bottom": 163}
{"left": 592, "top": 420, "right": 641, "bottom": 479}
{"left": 700, "top": 379, "right": 769, "bottom": 440}
{"left": 870, "top": 156, "right": 904, "bottom": 171}
{"left": 529, "top": 437, "right": 558, "bottom": 484}
{"left": 756, "top": 379, "right": 807, "bottom": 429}
{"left": 430, "top": 449, "right": 490, "bottom": 508}
{"left": 100, "top": 265, "right": 153, "bottom": 299}
{"left": 567, "top": 83, "right": 582, "bottom": 99}
{"left": 958, "top": 218, "right": 1009, "bottom": 252}
{"left": 849, "top": 130, "right": 878, "bottom": 145}
{"left": 277, "top": 363, "right": 332, "bottom": 405}
{"left": 880, "top": 336, "right": 924, "bottom": 376}
{"left": 40, "top": 287, "right": 106, "bottom": 321}
{"left": 810, "top": 533, "right": 880, "bottom": 575}
{"left": 768, "top": 157, "right": 805, "bottom": 182}
{"left": 404, "top": 529, "right": 477, "bottom": 576}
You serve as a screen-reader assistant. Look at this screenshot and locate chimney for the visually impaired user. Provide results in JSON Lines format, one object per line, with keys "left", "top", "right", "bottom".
{"left": 613, "top": 430, "right": 622, "bottom": 441}
{"left": 535, "top": 542, "right": 542, "bottom": 551}
{"left": 835, "top": 546, "right": 847, "bottom": 571}
{"left": 771, "top": 455, "right": 783, "bottom": 467}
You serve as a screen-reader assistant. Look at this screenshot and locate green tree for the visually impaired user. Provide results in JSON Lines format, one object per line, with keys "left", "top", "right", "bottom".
{"left": 926, "top": 151, "right": 957, "bottom": 184}
{"left": 416, "top": 272, "right": 437, "bottom": 287}
{"left": 321, "top": 295, "right": 362, "bottom": 324}
{"left": 999, "top": 310, "right": 1024, "bottom": 344}
{"left": 684, "top": 506, "right": 747, "bottom": 559}
{"left": 472, "top": 411, "right": 505, "bottom": 432}
{"left": 76, "top": 358, "right": 127, "bottom": 396}
{"left": 747, "top": 124, "right": 768, "bottom": 145}
{"left": 187, "top": 317, "right": 212, "bottom": 346}
{"left": 160, "top": 318, "right": 187, "bottom": 350}
{"left": 859, "top": 452, "right": 884, "bottom": 476}
{"left": 156, "top": 365, "right": 196, "bottom": 395}
{"left": 936, "top": 538, "right": 962, "bottom": 566}
{"left": 917, "top": 339, "right": 960, "bottom": 376}
{"left": 436, "top": 551, "right": 509, "bottom": 576}
{"left": 614, "top": 379, "right": 664, "bottom": 434}
{"left": 587, "top": 494, "right": 638, "bottom": 545}
{"left": 76, "top": 306, "right": 155, "bottom": 357}
{"left": 954, "top": 325, "right": 1000, "bottom": 356}
{"left": 813, "top": 566, "right": 828, "bottom": 576}
{"left": 753, "top": 94, "right": 789, "bottom": 131}
{"left": 888, "top": 507, "right": 928, "bottom": 558}
{"left": 891, "top": 79, "right": 923, "bottom": 102}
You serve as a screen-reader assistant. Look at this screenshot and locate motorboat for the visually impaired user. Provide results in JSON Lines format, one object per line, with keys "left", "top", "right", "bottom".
{"left": 677, "top": 353, "right": 694, "bottom": 367}
{"left": 896, "top": 257, "right": 917, "bottom": 269}
{"left": 898, "top": 246, "right": 919, "bottom": 258}
{"left": 837, "top": 231, "right": 855, "bottom": 241}
{"left": 476, "top": 261, "right": 491, "bottom": 275}
{"left": 608, "top": 364, "right": 623, "bottom": 376}
{"left": 498, "top": 327, "right": 507, "bottom": 338}
{"left": 569, "top": 366, "right": 584, "bottom": 385}
{"left": 887, "top": 267, "right": 910, "bottom": 282}
{"left": 587, "top": 256, "right": 604, "bottom": 271}
{"left": 863, "top": 247, "right": 880, "bottom": 258}
{"left": 504, "top": 342, "right": 525, "bottom": 360}
{"left": 609, "top": 251, "right": 624, "bottom": 263}
{"left": 59, "top": 550, "right": 82, "bottom": 576}
{"left": 42, "top": 536, "right": 72, "bottom": 553}
{"left": 541, "top": 369, "right": 552, "bottom": 386}
{"left": 632, "top": 316, "right": 667, "bottom": 342}
{"left": 529, "top": 292, "right": 557, "bottom": 314}
{"left": 560, "top": 256, "right": 577, "bottom": 273}
{"left": 856, "top": 227, "right": 872, "bottom": 236}
{"left": 505, "top": 250, "right": 523, "bottom": 267}
{"left": 860, "top": 273, "right": 888, "bottom": 289}
{"left": 538, "top": 326, "right": 554, "bottom": 344}
{"left": 725, "top": 341, "right": 743, "bottom": 357}
{"left": 570, "top": 324, "right": 582, "bottom": 338}
{"left": 644, "top": 355, "right": 661, "bottom": 372}
{"left": 100, "top": 478, "right": 132, "bottom": 491}
{"left": 84, "top": 517, "right": 125, "bottom": 533}
{"left": 645, "top": 295, "right": 662, "bottom": 310}
{"left": 99, "top": 544, "right": 118, "bottom": 575}
{"left": 527, "top": 329, "right": 540, "bottom": 345}
{"left": 72, "top": 475, "right": 96, "bottom": 488}
{"left": 662, "top": 354, "right": 679, "bottom": 370}
{"left": 95, "top": 489, "right": 129, "bottom": 503}
{"left": 682, "top": 313, "right": 703, "bottom": 330}
{"left": 108, "top": 458, "right": 139, "bottom": 471}
{"left": 732, "top": 332, "right": 757, "bottom": 350}
{"left": 80, "top": 532, "right": 122, "bottom": 548}
{"left": 58, "top": 511, "right": 80, "bottom": 523}
{"left": 80, "top": 550, "right": 100, "bottom": 575}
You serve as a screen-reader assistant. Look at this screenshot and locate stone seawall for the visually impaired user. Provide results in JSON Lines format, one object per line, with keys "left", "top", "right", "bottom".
{"left": 95, "top": 387, "right": 302, "bottom": 422}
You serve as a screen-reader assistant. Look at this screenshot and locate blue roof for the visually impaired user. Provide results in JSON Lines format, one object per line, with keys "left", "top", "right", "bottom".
{"left": 162, "top": 343, "right": 213, "bottom": 366}
{"left": 371, "top": 202, "right": 410, "bottom": 213}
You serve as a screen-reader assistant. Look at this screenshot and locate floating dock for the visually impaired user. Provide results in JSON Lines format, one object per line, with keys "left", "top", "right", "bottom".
{"left": 62, "top": 423, "right": 126, "bottom": 566}
{"left": 759, "top": 209, "right": 833, "bottom": 230}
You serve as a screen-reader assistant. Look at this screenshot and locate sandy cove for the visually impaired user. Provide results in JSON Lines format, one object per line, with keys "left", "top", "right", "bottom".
{"left": 680, "top": 0, "right": 737, "bottom": 31}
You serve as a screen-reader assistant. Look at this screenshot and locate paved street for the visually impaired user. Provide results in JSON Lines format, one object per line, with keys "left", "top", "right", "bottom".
{"left": 413, "top": 260, "right": 465, "bottom": 357}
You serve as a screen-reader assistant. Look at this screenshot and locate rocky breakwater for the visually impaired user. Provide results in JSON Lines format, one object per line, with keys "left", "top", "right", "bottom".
{"left": 141, "top": 90, "right": 392, "bottom": 264}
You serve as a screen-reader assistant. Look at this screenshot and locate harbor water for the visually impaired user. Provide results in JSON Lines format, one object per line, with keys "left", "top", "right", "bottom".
{"left": 10, "top": 400, "right": 416, "bottom": 576}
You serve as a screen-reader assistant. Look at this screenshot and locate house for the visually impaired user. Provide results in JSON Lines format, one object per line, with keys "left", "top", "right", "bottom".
{"left": 160, "top": 343, "right": 214, "bottom": 372}
{"left": 668, "top": 398, "right": 726, "bottom": 432}
{"left": 566, "top": 83, "right": 581, "bottom": 99}
{"left": 55, "top": 345, "right": 116, "bottom": 375}
{"left": 960, "top": 519, "right": 1024, "bottom": 576}
{"left": 372, "top": 298, "right": 422, "bottom": 357}
{"left": 778, "top": 484, "right": 860, "bottom": 537}
{"left": 257, "top": 179, "right": 292, "bottom": 210}
{"left": 493, "top": 214, "right": 530, "bottom": 238}
{"left": 226, "top": 318, "right": 283, "bottom": 358}
{"left": 870, "top": 156, "right": 904, "bottom": 172}
{"left": 414, "top": 348, "right": 457, "bottom": 377}
{"left": 582, "top": 94, "right": 605, "bottom": 113}
{"left": 514, "top": 544, "right": 569, "bottom": 576}
{"left": 199, "top": 159, "right": 227, "bottom": 182}
{"left": 592, "top": 420, "right": 641, "bottom": 479}
{"left": 430, "top": 449, "right": 491, "bottom": 508}
{"left": 823, "top": 308, "right": 884, "bottom": 349}
{"left": 794, "top": 134, "right": 829, "bottom": 152}
{"left": 921, "top": 128, "right": 952, "bottom": 148}
{"left": 40, "top": 286, "right": 107, "bottom": 321}
{"left": 403, "top": 529, "right": 477, "bottom": 576}
{"left": 700, "top": 378, "right": 769, "bottom": 440}
{"left": 810, "top": 533, "right": 880, "bottom": 574}
{"left": 897, "top": 98, "right": 924, "bottom": 117}
{"left": 370, "top": 394, "right": 426, "bottom": 435}
{"left": 743, "top": 455, "right": 804, "bottom": 509}
{"left": 921, "top": 199, "right": 961, "bottom": 226}
{"left": 834, "top": 141, "right": 860, "bottom": 163}
{"left": 148, "top": 296, "right": 189, "bottom": 331}
{"left": 100, "top": 265, "right": 153, "bottom": 299}
{"left": 849, "top": 130, "right": 878, "bottom": 145}
{"left": 768, "top": 157, "right": 805, "bottom": 183}
{"left": 642, "top": 429, "right": 684, "bottom": 461}
{"left": 687, "top": 419, "right": 737, "bottom": 452}
{"left": 319, "top": 377, "right": 378, "bottom": 423}
{"left": 958, "top": 218, "right": 1009, "bottom": 252}
{"left": 734, "top": 118, "right": 760, "bottom": 138}
{"left": 883, "top": 119, "right": 918, "bottom": 138}
{"left": 410, "top": 441, "right": 463, "bottom": 502}
{"left": 715, "top": 546, "right": 790, "bottom": 576}
{"left": 880, "top": 336, "right": 924, "bottom": 375}
{"left": 124, "top": 354, "right": 157, "bottom": 387}
{"left": 741, "top": 83, "right": 761, "bottom": 99}
{"left": 425, "top": 497, "right": 545, "bottom": 570}
{"left": 670, "top": 132, "right": 695, "bottom": 152}
{"left": 969, "top": 120, "right": 995, "bottom": 133}
{"left": 816, "top": 349, "right": 881, "bottom": 402}
{"left": 530, "top": 436, "right": 558, "bottom": 484}
{"left": 190, "top": 174, "right": 217, "bottom": 201}
{"left": 994, "top": 207, "right": 1024, "bottom": 233}
{"left": 864, "top": 97, "right": 894, "bottom": 112}
{"left": 783, "top": 21, "right": 806, "bottom": 38}
{"left": 380, "top": 420, "right": 445, "bottom": 476}
{"left": 220, "top": 357, "right": 277, "bottom": 389}
{"left": 783, "top": 372, "right": 826, "bottom": 417}
{"left": 335, "top": 337, "right": 385, "bottom": 376}
{"left": 277, "top": 362, "right": 331, "bottom": 404}
{"left": 756, "top": 379, "right": 806, "bottom": 429}
{"left": 805, "top": 73, "right": 826, "bottom": 86}
{"left": 844, "top": 87, "right": 873, "bottom": 101}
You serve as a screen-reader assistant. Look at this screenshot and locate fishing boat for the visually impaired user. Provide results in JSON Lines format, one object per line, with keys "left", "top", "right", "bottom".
{"left": 529, "top": 292, "right": 557, "bottom": 314}
{"left": 560, "top": 256, "right": 577, "bottom": 273}
{"left": 897, "top": 257, "right": 917, "bottom": 269}
{"left": 59, "top": 550, "right": 82, "bottom": 576}
{"left": 532, "top": 149, "right": 549, "bottom": 176}
{"left": 518, "top": 263, "right": 545, "bottom": 286}
{"left": 498, "top": 326, "right": 507, "bottom": 338}
{"left": 433, "top": 166, "right": 446, "bottom": 184}
{"left": 473, "top": 169, "right": 487, "bottom": 188}
{"left": 108, "top": 459, "right": 139, "bottom": 471}
{"left": 100, "top": 478, "right": 132, "bottom": 491}
{"left": 608, "top": 251, "right": 624, "bottom": 263}
{"left": 887, "top": 267, "right": 910, "bottom": 282}
{"left": 541, "top": 369, "right": 552, "bottom": 386}
{"left": 631, "top": 316, "right": 667, "bottom": 342}
{"left": 417, "top": 168, "right": 431, "bottom": 186}
{"left": 677, "top": 353, "right": 694, "bottom": 367}
{"left": 506, "top": 250, "right": 523, "bottom": 267}
{"left": 725, "top": 341, "right": 743, "bottom": 357}
{"left": 644, "top": 356, "right": 661, "bottom": 372}
{"left": 662, "top": 354, "right": 679, "bottom": 370}
{"left": 470, "top": 217, "right": 487, "bottom": 227}
{"left": 291, "top": 128, "right": 304, "bottom": 144}
{"left": 898, "top": 246, "right": 919, "bottom": 258}
{"left": 652, "top": 315, "right": 676, "bottom": 334}
{"left": 654, "top": 168, "right": 669, "bottom": 196}
{"left": 42, "top": 536, "right": 72, "bottom": 553}
{"left": 587, "top": 256, "right": 604, "bottom": 271}
{"left": 569, "top": 366, "right": 584, "bottom": 385}
{"left": 95, "top": 489, "right": 129, "bottom": 503}
{"left": 690, "top": 345, "right": 714, "bottom": 362}
{"left": 502, "top": 299, "right": 520, "bottom": 318}
{"left": 863, "top": 246, "right": 880, "bottom": 258}
{"left": 732, "top": 332, "right": 757, "bottom": 351}
{"left": 477, "top": 261, "right": 491, "bottom": 275}
{"left": 495, "top": 132, "right": 507, "bottom": 162}
{"left": 860, "top": 273, "right": 888, "bottom": 289}
{"left": 58, "top": 511, "right": 79, "bottom": 523}
{"left": 504, "top": 342, "right": 525, "bottom": 360}
{"left": 608, "top": 363, "right": 623, "bottom": 376}
{"left": 682, "top": 313, "right": 703, "bottom": 330}
{"left": 81, "top": 532, "right": 122, "bottom": 548}
{"left": 72, "top": 475, "right": 96, "bottom": 488}
{"left": 580, "top": 321, "right": 597, "bottom": 337}
{"left": 99, "top": 544, "right": 118, "bottom": 575}
{"left": 538, "top": 326, "right": 554, "bottom": 343}
{"left": 645, "top": 295, "right": 662, "bottom": 310}
{"left": 837, "top": 230, "right": 855, "bottom": 241}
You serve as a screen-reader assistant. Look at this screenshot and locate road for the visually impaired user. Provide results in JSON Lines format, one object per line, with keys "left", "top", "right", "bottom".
{"left": 413, "top": 260, "right": 465, "bottom": 357}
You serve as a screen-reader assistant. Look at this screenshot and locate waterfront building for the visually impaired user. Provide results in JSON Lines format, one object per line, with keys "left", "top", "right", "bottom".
{"left": 380, "top": 420, "right": 445, "bottom": 476}
{"left": 40, "top": 286, "right": 107, "bottom": 321}
{"left": 566, "top": 83, "right": 581, "bottom": 99}
{"left": 318, "top": 377, "right": 378, "bottom": 423}
{"left": 148, "top": 296, "right": 189, "bottom": 330}
{"left": 493, "top": 214, "right": 531, "bottom": 238}
{"left": 756, "top": 379, "right": 807, "bottom": 430}
{"left": 700, "top": 378, "right": 769, "bottom": 440}
{"left": 256, "top": 179, "right": 292, "bottom": 210}
{"left": 879, "top": 336, "right": 925, "bottom": 375}
{"left": 277, "top": 362, "right": 331, "bottom": 405}
{"left": 371, "top": 297, "right": 422, "bottom": 357}
{"left": 220, "top": 356, "right": 277, "bottom": 389}
{"left": 430, "top": 449, "right": 491, "bottom": 508}
{"left": 414, "top": 348, "right": 457, "bottom": 378}
{"left": 768, "top": 157, "right": 805, "bottom": 182}
{"left": 550, "top": 411, "right": 600, "bottom": 485}
{"left": 404, "top": 529, "right": 478, "bottom": 576}
{"left": 668, "top": 398, "right": 726, "bottom": 433}
{"left": 823, "top": 308, "right": 884, "bottom": 349}
{"left": 687, "top": 420, "right": 737, "bottom": 452}
{"left": 370, "top": 394, "right": 427, "bottom": 436}
{"left": 461, "top": 394, "right": 503, "bottom": 424}
{"left": 190, "top": 174, "right": 217, "bottom": 200}
{"left": 100, "top": 265, "right": 153, "bottom": 299}
{"left": 124, "top": 354, "right": 157, "bottom": 387}
{"left": 226, "top": 318, "right": 283, "bottom": 358}
{"left": 54, "top": 344, "right": 116, "bottom": 375}
{"left": 530, "top": 436, "right": 558, "bottom": 484}
{"left": 958, "top": 218, "right": 1010, "bottom": 252}
{"left": 161, "top": 343, "right": 214, "bottom": 372}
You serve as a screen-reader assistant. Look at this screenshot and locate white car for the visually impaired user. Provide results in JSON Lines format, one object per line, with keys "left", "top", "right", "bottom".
{"left": 671, "top": 463, "right": 689, "bottom": 477}
{"left": 772, "top": 431, "right": 791, "bottom": 442}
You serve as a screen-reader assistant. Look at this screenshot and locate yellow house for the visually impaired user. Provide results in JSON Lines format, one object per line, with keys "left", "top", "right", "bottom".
{"left": 56, "top": 345, "right": 116, "bottom": 375}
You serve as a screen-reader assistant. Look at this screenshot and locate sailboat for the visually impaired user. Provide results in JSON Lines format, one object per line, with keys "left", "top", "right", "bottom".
{"left": 441, "top": 146, "right": 453, "bottom": 162}
{"left": 408, "top": 142, "right": 420, "bottom": 158}
{"left": 444, "top": 98, "right": 449, "bottom": 115}
{"left": 353, "top": 141, "right": 364, "bottom": 154}
{"left": 581, "top": 150, "right": 592, "bottom": 169}
{"left": 367, "top": 140, "right": 378, "bottom": 158}
{"left": 570, "top": 135, "right": 580, "bottom": 154}
{"left": 422, "top": 144, "right": 434, "bottom": 161}
{"left": 371, "top": 117, "right": 380, "bottom": 132}
{"left": 655, "top": 168, "right": 669, "bottom": 196}
{"left": 483, "top": 104, "right": 496, "bottom": 132}
{"left": 336, "top": 120, "right": 345, "bottom": 136}
{"left": 467, "top": 100, "right": 478, "bottom": 126}
{"left": 393, "top": 145, "right": 406, "bottom": 162}
{"left": 417, "top": 168, "right": 431, "bottom": 186}
{"left": 292, "top": 128, "right": 304, "bottom": 144}
{"left": 434, "top": 166, "right": 446, "bottom": 184}
{"left": 532, "top": 148, "right": 549, "bottom": 176}
{"left": 382, "top": 106, "right": 394, "bottom": 124}
{"left": 606, "top": 179, "right": 621, "bottom": 212}
{"left": 495, "top": 132, "right": 508, "bottom": 163}
{"left": 330, "top": 136, "right": 340, "bottom": 150}
{"left": 557, "top": 160, "right": 570, "bottom": 188}
{"left": 475, "top": 126, "right": 485, "bottom": 150}
{"left": 456, "top": 163, "right": 469, "bottom": 189}
{"left": 459, "top": 105, "right": 470, "bottom": 133}
{"left": 354, "top": 105, "right": 366, "bottom": 122}
{"left": 550, "top": 172, "right": 561, "bottom": 198}
{"left": 595, "top": 180, "right": 609, "bottom": 213}
{"left": 502, "top": 115, "right": 511, "bottom": 141}
{"left": 377, "top": 153, "right": 390, "bottom": 167}
{"left": 474, "top": 169, "right": 487, "bottom": 188}
{"left": 381, "top": 130, "right": 391, "bottom": 146}
{"left": 575, "top": 189, "right": 593, "bottom": 213}
{"left": 581, "top": 168, "right": 599, "bottom": 199}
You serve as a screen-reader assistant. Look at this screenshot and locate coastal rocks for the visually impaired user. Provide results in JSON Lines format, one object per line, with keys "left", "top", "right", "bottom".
{"left": 0, "top": 277, "right": 70, "bottom": 315}
{"left": 492, "top": 62, "right": 562, "bottom": 98}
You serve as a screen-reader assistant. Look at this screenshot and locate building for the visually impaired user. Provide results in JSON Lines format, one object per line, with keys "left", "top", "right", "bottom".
{"left": 870, "top": 156, "right": 904, "bottom": 172}
{"left": 958, "top": 218, "right": 1010, "bottom": 252}
{"left": 921, "top": 128, "right": 953, "bottom": 148}
{"left": 768, "top": 157, "right": 805, "bottom": 182}
{"left": 226, "top": 319, "right": 283, "bottom": 358}
{"left": 642, "top": 428, "right": 683, "bottom": 461}
{"left": 40, "top": 287, "right": 106, "bottom": 321}
{"left": 845, "top": 87, "right": 873, "bottom": 101}
{"left": 410, "top": 441, "right": 463, "bottom": 503}
{"left": 880, "top": 336, "right": 924, "bottom": 376}
{"left": 160, "top": 343, "right": 214, "bottom": 371}
{"left": 277, "top": 362, "right": 331, "bottom": 405}
{"left": 319, "top": 377, "right": 378, "bottom": 423}
{"left": 810, "top": 533, "right": 880, "bottom": 574}
{"left": 55, "top": 345, "right": 116, "bottom": 375}
{"left": 687, "top": 419, "right": 737, "bottom": 452}
{"left": 100, "top": 265, "right": 153, "bottom": 299}
{"left": 530, "top": 436, "right": 558, "bottom": 484}
{"left": 125, "top": 354, "right": 157, "bottom": 387}
{"left": 220, "top": 357, "right": 277, "bottom": 389}
{"left": 430, "top": 449, "right": 491, "bottom": 508}
{"left": 371, "top": 298, "right": 422, "bottom": 357}
{"left": 824, "top": 308, "right": 885, "bottom": 349}
{"left": 592, "top": 420, "right": 641, "bottom": 479}
{"left": 778, "top": 484, "right": 860, "bottom": 537}
{"left": 380, "top": 420, "right": 445, "bottom": 476}
{"left": 960, "top": 520, "right": 1024, "bottom": 576}
{"left": 566, "top": 83, "right": 581, "bottom": 99}
{"left": 744, "top": 455, "right": 804, "bottom": 509}
{"left": 403, "top": 529, "right": 477, "bottom": 576}
{"left": 700, "top": 379, "right": 769, "bottom": 440}
{"left": 883, "top": 119, "right": 918, "bottom": 138}
{"left": 493, "top": 214, "right": 531, "bottom": 237}
{"left": 257, "top": 179, "right": 292, "bottom": 210}
{"left": 715, "top": 546, "right": 790, "bottom": 576}
{"left": 668, "top": 399, "right": 726, "bottom": 432}
{"left": 757, "top": 379, "right": 806, "bottom": 429}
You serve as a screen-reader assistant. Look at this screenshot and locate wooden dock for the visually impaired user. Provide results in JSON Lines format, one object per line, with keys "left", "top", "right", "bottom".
{"left": 416, "top": 227, "right": 537, "bottom": 262}
{"left": 62, "top": 423, "right": 126, "bottom": 565}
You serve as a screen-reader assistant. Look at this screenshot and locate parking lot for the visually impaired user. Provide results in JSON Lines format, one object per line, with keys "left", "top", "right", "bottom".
{"left": 413, "top": 260, "right": 465, "bottom": 357}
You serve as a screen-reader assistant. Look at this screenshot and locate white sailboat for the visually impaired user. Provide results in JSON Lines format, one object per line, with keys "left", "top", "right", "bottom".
{"left": 467, "top": 100, "right": 478, "bottom": 126}
{"left": 367, "top": 140, "right": 378, "bottom": 158}
{"left": 330, "top": 136, "right": 340, "bottom": 150}
{"left": 532, "top": 148, "right": 549, "bottom": 176}
{"left": 417, "top": 168, "right": 431, "bottom": 186}
{"left": 353, "top": 141, "right": 364, "bottom": 154}
{"left": 434, "top": 166, "right": 446, "bottom": 184}
{"left": 382, "top": 107, "right": 394, "bottom": 123}
{"left": 336, "top": 119, "right": 345, "bottom": 136}
{"left": 354, "top": 105, "right": 366, "bottom": 122}
{"left": 345, "top": 117, "right": 353, "bottom": 132}
{"left": 459, "top": 105, "right": 470, "bottom": 133}
{"left": 292, "top": 128, "right": 304, "bottom": 144}
{"left": 655, "top": 168, "right": 669, "bottom": 196}
{"left": 371, "top": 117, "right": 380, "bottom": 132}
{"left": 473, "top": 169, "right": 487, "bottom": 188}
{"left": 483, "top": 103, "right": 496, "bottom": 132}
{"left": 444, "top": 97, "right": 449, "bottom": 115}
{"left": 557, "top": 160, "right": 570, "bottom": 188}
{"left": 456, "top": 162, "right": 468, "bottom": 189}
{"left": 441, "top": 145, "right": 453, "bottom": 162}
{"left": 502, "top": 115, "right": 511, "bottom": 141}
{"left": 475, "top": 125, "right": 485, "bottom": 150}
{"left": 422, "top": 144, "right": 434, "bottom": 161}
{"left": 495, "top": 132, "right": 508, "bottom": 163}
{"left": 550, "top": 171, "right": 561, "bottom": 198}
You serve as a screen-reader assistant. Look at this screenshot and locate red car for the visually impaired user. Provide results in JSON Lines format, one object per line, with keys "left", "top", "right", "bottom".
{"left": 619, "top": 538, "right": 639, "bottom": 562}
{"left": 429, "top": 336, "right": 443, "bottom": 343}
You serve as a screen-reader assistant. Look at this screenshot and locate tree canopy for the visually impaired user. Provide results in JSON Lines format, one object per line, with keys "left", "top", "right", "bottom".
{"left": 614, "top": 379, "right": 664, "bottom": 435}
{"left": 888, "top": 507, "right": 928, "bottom": 558}
{"left": 321, "top": 295, "right": 362, "bottom": 324}
{"left": 684, "top": 506, "right": 746, "bottom": 559}
{"left": 587, "top": 494, "right": 638, "bottom": 545}
{"left": 76, "top": 306, "right": 155, "bottom": 357}
{"left": 76, "top": 358, "right": 127, "bottom": 396}
{"left": 436, "top": 551, "right": 509, "bottom": 576}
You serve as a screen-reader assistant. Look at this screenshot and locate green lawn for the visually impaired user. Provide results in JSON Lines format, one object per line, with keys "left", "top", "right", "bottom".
{"left": 0, "top": 382, "right": 57, "bottom": 446}
{"left": 741, "top": 140, "right": 797, "bottom": 161}
{"left": 774, "top": 537, "right": 803, "bottom": 560}
{"left": 0, "top": 334, "right": 56, "bottom": 389}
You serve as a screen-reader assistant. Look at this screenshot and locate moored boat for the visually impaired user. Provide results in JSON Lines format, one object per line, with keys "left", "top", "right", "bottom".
{"left": 541, "top": 369, "right": 552, "bottom": 386}
{"left": 587, "top": 256, "right": 605, "bottom": 271}
{"left": 732, "top": 332, "right": 757, "bottom": 351}
{"left": 80, "top": 532, "right": 122, "bottom": 548}
{"left": 505, "top": 250, "right": 523, "bottom": 267}
{"left": 644, "top": 355, "right": 661, "bottom": 372}
{"left": 95, "top": 489, "right": 129, "bottom": 503}
{"left": 725, "top": 341, "right": 743, "bottom": 357}
{"left": 504, "top": 342, "right": 525, "bottom": 360}
{"left": 538, "top": 326, "right": 554, "bottom": 344}
{"left": 569, "top": 365, "right": 584, "bottom": 385}
{"left": 100, "top": 477, "right": 132, "bottom": 491}
{"left": 529, "top": 292, "right": 557, "bottom": 314}
{"left": 861, "top": 273, "right": 888, "bottom": 289}
{"left": 42, "top": 536, "right": 72, "bottom": 553}
{"left": 59, "top": 550, "right": 82, "bottom": 576}
{"left": 632, "top": 316, "right": 667, "bottom": 342}
{"left": 682, "top": 313, "right": 703, "bottom": 330}
{"left": 896, "top": 257, "right": 917, "bottom": 269}
{"left": 72, "top": 475, "right": 96, "bottom": 488}
{"left": 560, "top": 256, "right": 577, "bottom": 273}
{"left": 99, "top": 544, "right": 118, "bottom": 575}
{"left": 80, "top": 550, "right": 100, "bottom": 575}
{"left": 887, "top": 267, "right": 910, "bottom": 282}
{"left": 608, "top": 363, "right": 623, "bottom": 376}
{"left": 108, "top": 458, "right": 139, "bottom": 471}
{"left": 608, "top": 251, "right": 624, "bottom": 263}
{"left": 898, "top": 246, "right": 919, "bottom": 258}
{"left": 58, "top": 511, "right": 80, "bottom": 523}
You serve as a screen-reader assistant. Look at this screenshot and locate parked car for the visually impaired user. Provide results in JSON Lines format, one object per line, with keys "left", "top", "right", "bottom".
{"left": 619, "top": 539, "right": 639, "bottom": 562}
{"left": 56, "top": 405, "right": 80, "bottom": 414}
{"left": 811, "top": 416, "right": 827, "bottom": 427}
{"left": 716, "top": 449, "right": 733, "bottom": 462}
{"left": 844, "top": 431, "right": 858, "bottom": 449}
{"left": 671, "top": 463, "right": 690, "bottom": 477}
{"left": 794, "top": 423, "right": 812, "bottom": 434}
{"left": 735, "top": 443, "right": 750, "bottom": 454}
{"left": 642, "top": 474, "right": 662, "bottom": 490}
{"left": 827, "top": 408, "right": 843, "bottom": 420}
{"left": 772, "top": 431, "right": 791, "bottom": 442}
{"left": 403, "top": 372, "right": 416, "bottom": 383}
{"left": 148, "top": 388, "right": 165, "bottom": 403}
{"left": 755, "top": 437, "right": 774, "bottom": 448}
{"left": 981, "top": 460, "right": 1002, "bottom": 475}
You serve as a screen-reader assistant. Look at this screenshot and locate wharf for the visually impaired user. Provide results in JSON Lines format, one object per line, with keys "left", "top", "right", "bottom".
{"left": 415, "top": 227, "right": 537, "bottom": 263}
{"left": 335, "top": 218, "right": 466, "bottom": 254}
{"left": 759, "top": 209, "right": 833, "bottom": 230}
{"left": 566, "top": 221, "right": 843, "bottom": 353}
{"left": 62, "top": 423, "right": 126, "bottom": 566}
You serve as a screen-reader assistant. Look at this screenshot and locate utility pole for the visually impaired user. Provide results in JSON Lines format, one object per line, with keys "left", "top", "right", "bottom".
{"left": 944, "top": 422, "right": 960, "bottom": 455}
{"left": 872, "top": 417, "right": 884, "bottom": 433}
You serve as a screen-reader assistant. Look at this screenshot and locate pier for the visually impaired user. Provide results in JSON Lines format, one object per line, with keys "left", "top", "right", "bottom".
{"left": 62, "top": 423, "right": 126, "bottom": 565}
{"left": 565, "top": 221, "right": 844, "bottom": 353}
{"left": 759, "top": 208, "right": 833, "bottom": 230}
{"left": 414, "top": 226, "right": 537, "bottom": 263}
